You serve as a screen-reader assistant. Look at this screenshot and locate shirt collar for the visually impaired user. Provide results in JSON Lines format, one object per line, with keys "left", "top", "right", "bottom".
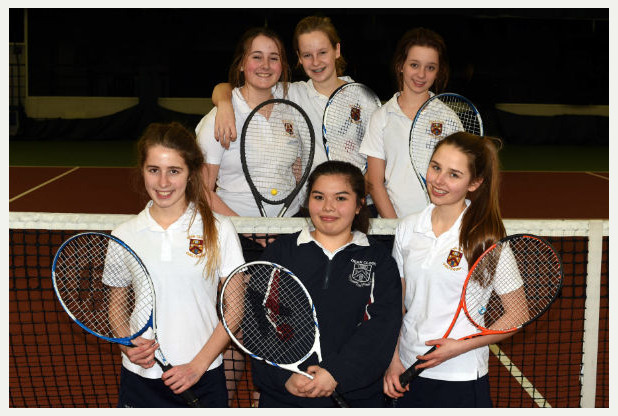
{"left": 136, "top": 200, "right": 196, "bottom": 232}
{"left": 385, "top": 90, "right": 435, "bottom": 116}
{"left": 297, "top": 224, "right": 369, "bottom": 250}
{"left": 413, "top": 199, "right": 471, "bottom": 237}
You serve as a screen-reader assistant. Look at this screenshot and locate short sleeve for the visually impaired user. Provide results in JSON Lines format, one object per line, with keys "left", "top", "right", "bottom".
{"left": 216, "top": 216, "right": 245, "bottom": 279}
{"left": 359, "top": 106, "right": 387, "bottom": 160}
{"left": 195, "top": 107, "right": 225, "bottom": 166}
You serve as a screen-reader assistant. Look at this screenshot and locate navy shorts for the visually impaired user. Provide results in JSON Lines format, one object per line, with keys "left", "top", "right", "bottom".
{"left": 117, "top": 364, "right": 228, "bottom": 408}
{"left": 394, "top": 374, "right": 493, "bottom": 408}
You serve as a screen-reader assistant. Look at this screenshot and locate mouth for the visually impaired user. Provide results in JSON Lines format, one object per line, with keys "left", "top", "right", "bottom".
{"left": 311, "top": 67, "right": 326, "bottom": 74}
{"left": 430, "top": 186, "right": 447, "bottom": 196}
{"left": 319, "top": 215, "right": 338, "bottom": 222}
{"left": 156, "top": 190, "right": 172, "bottom": 198}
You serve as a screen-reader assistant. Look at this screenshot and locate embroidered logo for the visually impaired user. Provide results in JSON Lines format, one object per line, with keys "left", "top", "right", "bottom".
{"left": 350, "top": 105, "right": 362, "bottom": 123}
{"left": 443, "top": 248, "right": 463, "bottom": 271}
{"left": 430, "top": 121, "right": 443, "bottom": 136}
{"left": 348, "top": 259, "right": 375, "bottom": 288}
{"left": 187, "top": 236, "right": 204, "bottom": 257}
{"left": 283, "top": 121, "right": 295, "bottom": 137}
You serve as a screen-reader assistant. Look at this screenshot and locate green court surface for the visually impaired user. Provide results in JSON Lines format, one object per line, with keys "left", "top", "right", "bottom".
{"left": 8, "top": 140, "right": 609, "bottom": 171}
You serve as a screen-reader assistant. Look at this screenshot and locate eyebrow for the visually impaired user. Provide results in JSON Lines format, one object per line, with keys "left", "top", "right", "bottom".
{"left": 429, "top": 160, "right": 464, "bottom": 175}
{"left": 311, "top": 190, "right": 351, "bottom": 195}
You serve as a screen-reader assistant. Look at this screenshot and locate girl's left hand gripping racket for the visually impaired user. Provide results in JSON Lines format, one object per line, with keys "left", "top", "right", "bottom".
{"left": 219, "top": 261, "right": 350, "bottom": 407}
{"left": 52, "top": 232, "right": 202, "bottom": 408}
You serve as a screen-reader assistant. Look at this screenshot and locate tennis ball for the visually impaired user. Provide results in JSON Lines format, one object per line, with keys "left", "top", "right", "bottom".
{"left": 271, "top": 188, "right": 278, "bottom": 196}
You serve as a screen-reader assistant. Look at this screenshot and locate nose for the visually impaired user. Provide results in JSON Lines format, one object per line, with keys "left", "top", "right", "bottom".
{"left": 159, "top": 173, "right": 171, "bottom": 188}
{"left": 418, "top": 67, "right": 426, "bottom": 79}
{"left": 323, "top": 196, "right": 335, "bottom": 211}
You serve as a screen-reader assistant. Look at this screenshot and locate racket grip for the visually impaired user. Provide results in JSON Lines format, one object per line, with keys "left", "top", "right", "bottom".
{"left": 399, "top": 346, "right": 437, "bottom": 388}
{"left": 157, "top": 361, "right": 202, "bottom": 408}
{"left": 331, "top": 390, "right": 350, "bottom": 408}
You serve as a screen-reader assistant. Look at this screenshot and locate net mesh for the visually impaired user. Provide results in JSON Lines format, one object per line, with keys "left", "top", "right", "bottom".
{"left": 9, "top": 213, "right": 609, "bottom": 408}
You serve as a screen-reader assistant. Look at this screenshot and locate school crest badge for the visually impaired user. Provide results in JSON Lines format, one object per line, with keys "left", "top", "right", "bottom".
{"left": 187, "top": 237, "right": 204, "bottom": 257}
{"left": 348, "top": 259, "right": 375, "bottom": 288}
{"left": 283, "top": 121, "right": 294, "bottom": 136}
{"left": 444, "top": 248, "right": 463, "bottom": 270}
{"left": 430, "top": 122, "right": 443, "bottom": 136}
{"left": 350, "top": 105, "right": 361, "bottom": 123}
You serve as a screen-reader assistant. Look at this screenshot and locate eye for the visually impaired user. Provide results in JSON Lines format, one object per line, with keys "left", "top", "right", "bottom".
{"left": 312, "top": 194, "right": 323, "bottom": 201}
{"left": 427, "top": 65, "right": 436, "bottom": 72}
{"left": 170, "top": 169, "right": 180, "bottom": 175}
{"left": 147, "top": 167, "right": 159, "bottom": 174}
{"left": 410, "top": 63, "right": 418, "bottom": 68}
{"left": 336, "top": 196, "right": 348, "bottom": 202}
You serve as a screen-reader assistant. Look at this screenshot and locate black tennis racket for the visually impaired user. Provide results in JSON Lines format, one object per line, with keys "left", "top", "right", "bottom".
{"left": 52, "top": 232, "right": 202, "bottom": 407}
{"left": 322, "top": 82, "right": 381, "bottom": 173}
{"left": 398, "top": 234, "right": 563, "bottom": 388}
{"left": 240, "top": 99, "right": 315, "bottom": 217}
{"left": 219, "top": 261, "right": 350, "bottom": 407}
{"left": 409, "top": 93, "right": 483, "bottom": 203}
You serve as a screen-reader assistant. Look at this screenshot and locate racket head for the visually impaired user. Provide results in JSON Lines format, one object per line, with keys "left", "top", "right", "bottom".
{"left": 322, "top": 82, "right": 381, "bottom": 173}
{"left": 462, "top": 234, "right": 563, "bottom": 334}
{"left": 409, "top": 93, "right": 483, "bottom": 185}
{"left": 240, "top": 99, "right": 315, "bottom": 214}
{"left": 52, "top": 232, "right": 156, "bottom": 346}
{"left": 219, "top": 261, "right": 321, "bottom": 374}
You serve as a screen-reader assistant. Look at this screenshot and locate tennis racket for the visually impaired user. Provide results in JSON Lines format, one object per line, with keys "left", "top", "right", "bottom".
{"left": 409, "top": 93, "right": 483, "bottom": 203}
{"left": 240, "top": 99, "right": 315, "bottom": 217}
{"left": 219, "top": 261, "right": 350, "bottom": 407}
{"left": 322, "top": 82, "right": 381, "bottom": 173}
{"left": 398, "top": 233, "right": 563, "bottom": 388}
{"left": 52, "top": 232, "right": 202, "bottom": 408}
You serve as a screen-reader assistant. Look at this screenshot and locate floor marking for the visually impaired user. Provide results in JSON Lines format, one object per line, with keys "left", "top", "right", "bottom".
{"left": 585, "top": 172, "right": 609, "bottom": 180}
{"left": 490, "top": 344, "right": 551, "bottom": 408}
{"left": 9, "top": 167, "right": 80, "bottom": 203}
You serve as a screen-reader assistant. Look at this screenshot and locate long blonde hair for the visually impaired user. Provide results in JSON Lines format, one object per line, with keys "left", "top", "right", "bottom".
{"left": 136, "top": 122, "right": 220, "bottom": 279}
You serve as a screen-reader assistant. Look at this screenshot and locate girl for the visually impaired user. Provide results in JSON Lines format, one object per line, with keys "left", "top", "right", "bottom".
{"left": 252, "top": 161, "right": 402, "bottom": 407}
{"left": 195, "top": 27, "right": 293, "bottom": 218}
{"left": 113, "top": 122, "right": 245, "bottom": 407}
{"left": 360, "top": 27, "right": 449, "bottom": 218}
{"left": 384, "top": 132, "right": 511, "bottom": 407}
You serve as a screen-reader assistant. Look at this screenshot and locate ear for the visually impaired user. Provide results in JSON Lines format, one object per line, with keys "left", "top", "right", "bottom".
{"left": 468, "top": 177, "right": 484, "bottom": 193}
{"left": 356, "top": 197, "right": 365, "bottom": 215}
{"left": 335, "top": 42, "right": 341, "bottom": 59}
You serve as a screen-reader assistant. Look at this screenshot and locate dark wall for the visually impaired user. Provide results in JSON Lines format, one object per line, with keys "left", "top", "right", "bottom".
{"left": 16, "top": 8, "right": 608, "bottom": 108}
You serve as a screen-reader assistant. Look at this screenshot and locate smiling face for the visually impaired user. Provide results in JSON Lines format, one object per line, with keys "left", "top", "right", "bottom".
{"left": 142, "top": 144, "right": 189, "bottom": 217}
{"left": 401, "top": 45, "right": 439, "bottom": 96}
{"left": 308, "top": 173, "right": 361, "bottom": 241}
{"left": 241, "top": 35, "right": 283, "bottom": 93}
{"left": 297, "top": 30, "right": 340, "bottom": 85}
{"left": 426, "top": 143, "right": 482, "bottom": 208}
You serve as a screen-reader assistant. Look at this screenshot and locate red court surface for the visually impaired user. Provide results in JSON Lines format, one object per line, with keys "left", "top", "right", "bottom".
{"left": 9, "top": 167, "right": 609, "bottom": 219}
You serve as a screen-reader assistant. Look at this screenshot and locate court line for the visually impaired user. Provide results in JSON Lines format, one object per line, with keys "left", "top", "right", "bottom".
{"left": 9, "top": 167, "right": 80, "bottom": 203}
{"left": 585, "top": 172, "right": 609, "bottom": 180}
{"left": 490, "top": 344, "right": 551, "bottom": 408}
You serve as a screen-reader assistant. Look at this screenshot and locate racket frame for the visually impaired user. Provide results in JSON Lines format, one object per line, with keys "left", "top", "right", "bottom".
{"left": 240, "top": 99, "right": 315, "bottom": 217}
{"left": 321, "top": 82, "right": 381, "bottom": 173}
{"left": 408, "top": 92, "right": 484, "bottom": 203}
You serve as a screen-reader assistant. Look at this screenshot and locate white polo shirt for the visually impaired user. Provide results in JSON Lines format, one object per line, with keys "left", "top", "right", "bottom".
{"left": 392, "top": 200, "right": 489, "bottom": 381}
{"left": 196, "top": 86, "right": 298, "bottom": 217}
{"left": 111, "top": 202, "right": 245, "bottom": 379}
{"left": 359, "top": 92, "right": 429, "bottom": 218}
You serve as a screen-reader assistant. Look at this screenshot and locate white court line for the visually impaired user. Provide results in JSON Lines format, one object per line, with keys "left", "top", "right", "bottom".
{"left": 585, "top": 172, "right": 609, "bottom": 180}
{"left": 490, "top": 344, "right": 551, "bottom": 408}
{"left": 9, "top": 167, "right": 80, "bottom": 203}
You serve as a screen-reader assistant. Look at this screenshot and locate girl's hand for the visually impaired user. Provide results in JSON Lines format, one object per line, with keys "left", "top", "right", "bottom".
{"left": 297, "top": 366, "right": 338, "bottom": 398}
{"left": 414, "top": 338, "right": 467, "bottom": 370}
{"left": 120, "top": 337, "right": 158, "bottom": 369}
{"left": 161, "top": 362, "right": 202, "bottom": 394}
{"left": 383, "top": 356, "right": 407, "bottom": 398}
{"left": 214, "top": 104, "right": 237, "bottom": 149}
{"left": 285, "top": 373, "right": 312, "bottom": 397}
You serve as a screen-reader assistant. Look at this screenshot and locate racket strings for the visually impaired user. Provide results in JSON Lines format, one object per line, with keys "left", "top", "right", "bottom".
{"left": 410, "top": 95, "right": 482, "bottom": 179}
{"left": 323, "top": 84, "right": 380, "bottom": 171}
{"left": 465, "top": 236, "right": 562, "bottom": 331}
{"left": 220, "top": 264, "right": 316, "bottom": 365}
{"left": 244, "top": 102, "right": 313, "bottom": 204}
{"left": 54, "top": 234, "right": 153, "bottom": 339}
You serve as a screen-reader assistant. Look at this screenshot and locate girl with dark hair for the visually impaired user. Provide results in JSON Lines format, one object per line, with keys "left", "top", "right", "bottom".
{"left": 384, "top": 132, "right": 510, "bottom": 407}
{"left": 252, "top": 161, "right": 401, "bottom": 407}
{"left": 195, "top": 27, "right": 294, "bottom": 218}
{"left": 360, "top": 27, "right": 450, "bottom": 219}
{"left": 113, "top": 122, "right": 245, "bottom": 407}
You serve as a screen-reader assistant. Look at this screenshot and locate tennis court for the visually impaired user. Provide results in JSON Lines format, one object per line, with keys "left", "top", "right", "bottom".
{"left": 9, "top": 159, "right": 609, "bottom": 408}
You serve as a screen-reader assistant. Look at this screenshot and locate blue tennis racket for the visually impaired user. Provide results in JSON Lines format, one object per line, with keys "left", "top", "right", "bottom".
{"left": 52, "top": 232, "right": 201, "bottom": 407}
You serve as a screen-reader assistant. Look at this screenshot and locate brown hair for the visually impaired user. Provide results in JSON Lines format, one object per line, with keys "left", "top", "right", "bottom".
{"left": 434, "top": 132, "right": 506, "bottom": 268}
{"left": 392, "top": 27, "right": 449, "bottom": 93}
{"left": 137, "top": 122, "right": 220, "bottom": 280}
{"left": 304, "top": 161, "right": 369, "bottom": 234}
{"left": 228, "top": 27, "right": 290, "bottom": 97}
{"left": 292, "top": 15, "right": 346, "bottom": 76}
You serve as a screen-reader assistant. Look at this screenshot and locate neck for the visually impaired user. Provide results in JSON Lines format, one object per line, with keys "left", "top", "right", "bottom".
{"left": 398, "top": 89, "right": 431, "bottom": 119}
{"left": 313, "top": 75, "right": 345, "bottom": 97}
{"left": 241, "top": 85, "right": 274, "bottom": 108}
{"left": 149, "top": 202, "right": 187, "bottom": 230}
{"left": 431, "top": 200, "right": 467, "bottom": 237}
{"left": 311, "top": 229, "right": 353, "bottom": 252}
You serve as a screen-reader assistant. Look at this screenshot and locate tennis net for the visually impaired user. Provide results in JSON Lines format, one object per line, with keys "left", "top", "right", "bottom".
{"left": 8, "top": 212, "right": 609, "bottom": 408}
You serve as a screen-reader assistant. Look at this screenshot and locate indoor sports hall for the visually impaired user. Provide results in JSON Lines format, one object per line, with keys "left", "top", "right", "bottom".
{"left": 8, "top": 8, "right": 609, "bottom": 408}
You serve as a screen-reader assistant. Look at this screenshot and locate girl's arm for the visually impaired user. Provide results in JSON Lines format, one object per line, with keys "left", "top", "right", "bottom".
{"left": 202, "top": 163, "right": 239, "bottom": 217}
{"left": 211, "top": 83, "right": 237, "bottom": 149}
{"left": 365, "top": 156, "right": 398, "bottom": 218}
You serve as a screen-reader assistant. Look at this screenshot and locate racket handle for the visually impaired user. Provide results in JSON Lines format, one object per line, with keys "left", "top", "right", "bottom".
{"left": 331, "top": 390, "right": 350, "bottom": 408}
{"left": 399, "top": 346, "right": 437, "bottom": 388}
{"left": 156, "top": 360, "right": 202, "bottom": 408}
